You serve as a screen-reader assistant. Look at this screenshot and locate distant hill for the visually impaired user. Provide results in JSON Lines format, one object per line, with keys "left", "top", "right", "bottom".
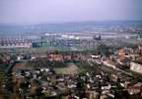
{"left": 0, "top": 20, "right": 142, "bottom": 35}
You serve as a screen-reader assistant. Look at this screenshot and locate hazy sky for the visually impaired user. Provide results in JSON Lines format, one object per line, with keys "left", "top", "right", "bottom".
{"left": 0, "top": 0, "right": 142, "bottom": 24}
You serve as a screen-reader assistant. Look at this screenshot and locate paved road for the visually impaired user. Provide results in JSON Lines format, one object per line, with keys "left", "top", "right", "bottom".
{"left": 87, "top": 58, "right": 141, "bottom": 82}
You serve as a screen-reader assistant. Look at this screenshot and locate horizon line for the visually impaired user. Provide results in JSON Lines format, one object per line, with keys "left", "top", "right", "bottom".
{"left": 0, "top": 20, "right": 142, "bottom": 26}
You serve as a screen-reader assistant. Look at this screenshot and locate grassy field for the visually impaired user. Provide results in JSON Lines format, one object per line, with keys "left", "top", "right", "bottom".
{"left": 54, "top": 62, "right": 93, "bottom": 75}
{"left": 54, "top": 63, "right": 78, "bottom": 75}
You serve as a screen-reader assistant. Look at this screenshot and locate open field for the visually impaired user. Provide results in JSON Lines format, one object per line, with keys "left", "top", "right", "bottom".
{"left": 54, "top": 63, "right": 78, "bottom": 74}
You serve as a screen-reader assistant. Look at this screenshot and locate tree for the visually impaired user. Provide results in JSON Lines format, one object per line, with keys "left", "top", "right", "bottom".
{"left": 0, "top": 69, "right": 5, "bottom": 98}
{"left": 97, "top": 44, "right": 112, "bottom": 56}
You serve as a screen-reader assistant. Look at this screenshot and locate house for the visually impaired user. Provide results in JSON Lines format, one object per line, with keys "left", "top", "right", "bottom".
{"left": 130, "top": 62, "right": 142, "bottom": 74}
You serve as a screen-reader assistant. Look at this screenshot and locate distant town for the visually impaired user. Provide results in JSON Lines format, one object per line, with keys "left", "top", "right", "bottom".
{"left": 0, "top": 21, "right": 142, "bottom": 99}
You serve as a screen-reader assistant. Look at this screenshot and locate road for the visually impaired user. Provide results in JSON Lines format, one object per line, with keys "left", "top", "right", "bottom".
{"left": 87, "top": 58, "right": 142, "bottom": 82}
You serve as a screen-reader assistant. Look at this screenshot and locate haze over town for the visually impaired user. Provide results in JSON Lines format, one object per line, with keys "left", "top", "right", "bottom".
{"left": 0, "top": 0, "right": 142, "bottom": 99}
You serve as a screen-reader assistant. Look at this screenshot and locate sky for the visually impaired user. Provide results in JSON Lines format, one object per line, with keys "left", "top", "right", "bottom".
{"left": 0, "top": 0, "right": 142, "bottom": 25}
